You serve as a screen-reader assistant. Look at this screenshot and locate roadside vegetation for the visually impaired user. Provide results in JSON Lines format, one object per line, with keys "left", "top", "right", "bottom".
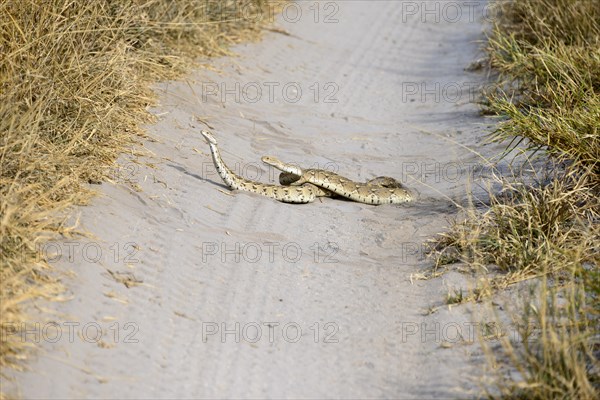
{"left": 430, "top": 0, "right": 599, "bottom": 398}
{"left": 0, "top": 0, "right": 279, "bottom": 379}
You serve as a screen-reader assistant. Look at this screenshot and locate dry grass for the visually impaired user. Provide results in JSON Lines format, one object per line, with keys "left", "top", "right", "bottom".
{"left": 1, "top": 0, "right": 280, "bottom": 376}
{"left": 429, "top": 0, "right": 599, "bottom": 398}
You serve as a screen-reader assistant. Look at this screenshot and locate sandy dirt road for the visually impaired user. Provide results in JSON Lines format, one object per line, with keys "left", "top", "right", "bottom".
{"left": 5, "top": 1, "right": 504, "bottom": 398}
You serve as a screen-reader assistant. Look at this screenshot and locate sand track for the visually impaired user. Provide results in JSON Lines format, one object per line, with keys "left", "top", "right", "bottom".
{"left": 6, "top": 1, "right": 503, "bottom": 398}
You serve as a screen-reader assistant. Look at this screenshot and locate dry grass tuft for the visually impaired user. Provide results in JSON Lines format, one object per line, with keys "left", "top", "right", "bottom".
{"left": 483, "top": 274, "right": 599, "bottom": 399}
{"left": 429, "top": 0, "right": 599, "bottom": 398}
{"left": 434, "top": 166, "right": 598, "bottom": 279}
{"left": 1, "top": 0, "right": 279, "bottom": 376}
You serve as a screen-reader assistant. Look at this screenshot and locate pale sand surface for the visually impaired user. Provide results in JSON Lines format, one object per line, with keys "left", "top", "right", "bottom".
{"left": 5, "top": 1, "right": 506, "bottom": 398}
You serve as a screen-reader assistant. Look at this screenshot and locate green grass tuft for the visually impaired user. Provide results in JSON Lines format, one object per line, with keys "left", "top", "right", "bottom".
{"left": 430, "top": 0, "right": 600, "bottom": 398}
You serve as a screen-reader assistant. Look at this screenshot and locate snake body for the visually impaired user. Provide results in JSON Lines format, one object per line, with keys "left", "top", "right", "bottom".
{"left": 201, "top": 131, "right": 324, "bottom": 203}
{"left": 201, "top": 130, "right": 414, "bottom": 205}
{"left": 261, "top": 156, "right": 414, "bottom": 204}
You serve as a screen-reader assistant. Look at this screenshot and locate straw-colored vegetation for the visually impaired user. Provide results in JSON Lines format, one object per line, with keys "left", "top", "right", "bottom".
{"left": 430, "top": 0, "right": 599, "bottom": 398}
{"left": 1, "top": 0, "right": 279, "bottom": 376}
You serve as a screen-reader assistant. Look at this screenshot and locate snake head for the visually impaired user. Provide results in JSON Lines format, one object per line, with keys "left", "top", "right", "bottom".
{"left": 201, "top": 130, "right": 218, "bottom": 145}
{"left": 261, "top": 155, "right": 278, "bottom": 166}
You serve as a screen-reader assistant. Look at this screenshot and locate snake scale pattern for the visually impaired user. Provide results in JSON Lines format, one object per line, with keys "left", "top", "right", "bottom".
{"left": 201, "top": 130, "right": 414, "bottom": 205}
{"left": 261, "top": 156, "right": 414, "bottom": 204}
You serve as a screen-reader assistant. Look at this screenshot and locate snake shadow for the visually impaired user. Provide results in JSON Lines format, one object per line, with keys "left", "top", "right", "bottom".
{"left": 168, "top": 163, "right": 231, "bottom": 191}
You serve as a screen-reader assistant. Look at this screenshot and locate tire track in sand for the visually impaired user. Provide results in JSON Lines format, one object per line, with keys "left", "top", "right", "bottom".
{"left": 7, "top": 1, "right": 501, "bottom": 398}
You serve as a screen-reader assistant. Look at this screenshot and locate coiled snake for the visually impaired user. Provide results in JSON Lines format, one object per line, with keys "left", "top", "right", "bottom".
{"left": 201, "top": 130, "right": 414, "bottom": 205}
